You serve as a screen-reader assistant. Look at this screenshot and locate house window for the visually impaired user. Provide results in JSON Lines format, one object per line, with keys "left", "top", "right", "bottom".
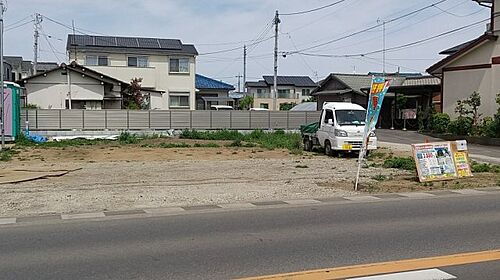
{"left": 86, "top": 55, "right": 108, "bottom": 66}
{"left": 277, "top": 89, "right": 291, "bottom": 98}
{"left": 169, "top": 58, "right": 190, "bottom": 73}
{"left": 169, "top": 92, "right": 190, "bottom": 108}
{"left": 257, "top": 89, "right": 266, "bottom": 94}
{"left": 128, "top": 56, "right": 149, "bottom": 68}
{"left": 302, "top": 89, "right": 311, "bottom": 96}
{"left": 260, "top": 103, "right": 269, "bottom": 109}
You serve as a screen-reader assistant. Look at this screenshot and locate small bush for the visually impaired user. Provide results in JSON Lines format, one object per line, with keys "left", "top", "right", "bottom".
{"left": 382, "top": 157, "right": 415, "bottom": 171}
{"left": 371, "top": 174, "right": 387, "bottom": 181}
{"left": 471, "top": 161, "right": 500, "bottom": 173}
{"left": 118, "top": 132, "right": 139, "bottom": 144}
{"left": 193, "top": 143, "right": 220, "bottom": 148}
{"left": 429, "top": 113, "right": 450, "bottom": 133}
{"left": 448, "top": 117, "right": 472, "bottom": 136}
{"left": 0, "top": 148, "right": 18, "bottom": 161}
{"left": 158, "top": 142, "right": 191, "bottom": 148}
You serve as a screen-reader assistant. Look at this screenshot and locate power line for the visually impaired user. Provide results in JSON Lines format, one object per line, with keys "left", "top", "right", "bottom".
{"left": 285, "top": 0, "right": 449, "bottom": 54}
{"left": 5, "top": 14, "right": 31, "bottom": 28}
{"left": 433, "top": 5, "right": 485, "bottom": 17}
{"left": 5, "top": 19, "right": 33, "bottom": 32}
{"left": 296, "top": 17, "right": 489, "bottom": 58}
{"left": 280, "top": 0, "right": 348, "bottom": 16}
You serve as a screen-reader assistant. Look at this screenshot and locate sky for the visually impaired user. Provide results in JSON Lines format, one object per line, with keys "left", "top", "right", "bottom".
{"left": 3, "top": 0, "right": 492, "bottom": 88}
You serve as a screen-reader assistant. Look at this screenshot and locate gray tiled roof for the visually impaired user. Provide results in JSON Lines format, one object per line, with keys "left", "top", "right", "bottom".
{"left": 245, "top": 81, "right": 267, "bottom": 87}
{"left": 4, "top": 56, "right": 23, "bottom": 69}
{"left": 401, "top": 76, "right": 440, "bottom": 87}
{"left": 67, "top": 34, "right": 198, "bottom": 55}
{"left": 262, "top": 76, "right": 317, "bottom": 87}
{"left": 333, "top": 74, "right": 373, "bottom": 94}
{"left": 36, "top": 62, "right": 59, "bottom": 72}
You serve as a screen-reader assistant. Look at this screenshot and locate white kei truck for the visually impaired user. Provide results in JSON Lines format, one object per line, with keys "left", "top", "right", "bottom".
{"left": 300, "top": 102, "right": 377, "bottom": 156}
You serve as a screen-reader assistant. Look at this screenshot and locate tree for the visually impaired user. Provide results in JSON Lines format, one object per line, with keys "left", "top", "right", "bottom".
{"left": 455, "top": 91, "right": 482, "bottom": 127}
{"left": 123, "top": 78, "right": 145, "bottom": 110}
{"left": 239, "top": 95, "right": 254, "bottom": 110}
{"left": 279, "top": 102, "right": 296, "bottom": 111}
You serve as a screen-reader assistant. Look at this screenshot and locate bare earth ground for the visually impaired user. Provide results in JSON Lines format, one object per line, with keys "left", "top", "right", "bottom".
{"left": 0, "top": 139, "right": 497, "bottom": 217}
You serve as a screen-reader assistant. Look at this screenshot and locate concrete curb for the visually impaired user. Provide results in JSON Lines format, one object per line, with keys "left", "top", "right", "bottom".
{"left": 1, "top": 187, "right": 499, "bottom": 227}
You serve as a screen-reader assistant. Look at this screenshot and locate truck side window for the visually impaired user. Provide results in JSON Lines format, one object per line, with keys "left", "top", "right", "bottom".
{"left": 324, "top": 109, "right": 334, "bottom": 124}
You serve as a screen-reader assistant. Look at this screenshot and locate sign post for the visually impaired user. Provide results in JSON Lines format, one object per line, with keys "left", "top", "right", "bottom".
{"left": 354, "top": 76, "right": 391, "bottom": 191}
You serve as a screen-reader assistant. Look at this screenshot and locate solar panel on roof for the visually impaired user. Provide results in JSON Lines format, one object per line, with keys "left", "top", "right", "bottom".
{"left": 116, "top": 37, "right": 139, "bottom": 48}
{"left": 158, "top": 39, "right": 182, "bottom": 50}
{"left": 138, "top": 38, "right": 161, "bottom": 49}
{"left": 71, "top": 35, "right": 94, "bottom": 46}
{"left": 94, "top": 36, "right": 117, "bottom": 47}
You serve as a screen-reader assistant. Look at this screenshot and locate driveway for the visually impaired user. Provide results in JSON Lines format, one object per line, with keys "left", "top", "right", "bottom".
{"left": 377, "top": 129, "right": 500, "bottom": 164}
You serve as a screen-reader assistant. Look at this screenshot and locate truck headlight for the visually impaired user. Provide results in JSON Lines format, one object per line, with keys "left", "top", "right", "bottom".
{"left": 369, "top": 131, "right": 376, "bottom": 137}
{"left": 335, "top": 129, "right": 348, "bottom": 137}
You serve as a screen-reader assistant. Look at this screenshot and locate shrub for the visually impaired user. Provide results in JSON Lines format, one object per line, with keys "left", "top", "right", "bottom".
{"left": 382, "top": 157, "right": 416, "bottom": 171}
{"left": 0, "top": 148, "right": 18, "bottom": 161}
{"left": 118, "top": 132, "right": 139, "bottom": 144}
{"left": 429, "top": 113, "right": 450, "bottom": 133}
{"left": 193, "top": 143, "right": 220, "bottom": 148}
{"left": 448, "top": 117, "right": 472, "bottom": 136}
{"left": 477, "top": 117, "right": 496, "bottom": 137}
{"left": 471, "top": 161, "right": 500, "bottom": 173}
{"left": 160, "top": 142, "right": 191, "bottom": 148}
{"left": 181, "top": 129, "right": 301, "bottom": 151}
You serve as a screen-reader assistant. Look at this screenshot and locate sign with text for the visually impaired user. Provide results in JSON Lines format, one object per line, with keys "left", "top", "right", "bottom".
{"left": 412, "top": 141, "right": 472, "bottom": 182}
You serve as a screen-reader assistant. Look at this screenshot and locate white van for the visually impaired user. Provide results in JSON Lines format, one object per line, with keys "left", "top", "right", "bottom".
{"left": 301, "top": 102, "right": 377, "bottom": 155}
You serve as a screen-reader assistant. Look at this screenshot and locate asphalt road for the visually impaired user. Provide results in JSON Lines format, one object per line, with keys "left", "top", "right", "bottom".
{"left": 1, "top": 193, "right": 499, "bottom": 279}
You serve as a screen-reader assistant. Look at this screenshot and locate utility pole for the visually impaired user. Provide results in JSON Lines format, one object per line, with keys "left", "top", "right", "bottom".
{"left": 71, "top": 19, "right": 76, "bottom": 62}
{"left": 33, "top": 13, "right": 43, "bottom": 75}
{"left": 235, "top": 73, "right": 242, "bottom": 93}
{"left": 243, "top": 45, "right": 247, "bottom": 93}
{"left": 273, "top": 10, "right": 280, "bottom": 111}
{"left": 0, "top": 0, "right": 5, "bottom": 150}
{"left": 377, "top": 19, "right": 386, "bottom": 76}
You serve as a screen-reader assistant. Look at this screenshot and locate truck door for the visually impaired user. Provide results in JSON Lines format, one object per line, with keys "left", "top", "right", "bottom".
{"left": 317, "top": 109, "right": 334, "bottom": 146}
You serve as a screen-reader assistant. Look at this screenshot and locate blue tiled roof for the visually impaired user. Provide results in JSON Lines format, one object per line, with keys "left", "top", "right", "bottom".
{"left": 196, "top": 74, "right": 235, "bottom": 90}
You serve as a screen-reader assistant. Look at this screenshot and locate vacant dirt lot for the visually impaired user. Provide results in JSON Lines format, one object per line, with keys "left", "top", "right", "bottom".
{"left": 0, "top": 138, "right": 401, "bottom": 217}
{"left": 0, "top": 139, "right": 497, "bottom": 217}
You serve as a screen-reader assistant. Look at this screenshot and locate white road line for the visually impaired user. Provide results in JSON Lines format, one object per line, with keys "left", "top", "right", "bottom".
{"left": 0, "top": 218, "right": 16, "bottom": 225}
{"left": 346, "top": 268, "right": 457, "bottom": 280}
{"left": 61, "top": 212, "right": 105, "bottom": 220}
{"left": 345, "top": 196, "right": 381, "bottom": 202}
{"left": 143, "top": 207, "right": 186, "bottom": 214}
{"left": 218, "top": 203, "right": 257, "bottom": 209}
{"left": 399, "top": 192, "right": 437, "bottom": 198}
{"left": 283, "top": 199, "right": 322, "bottom": 205}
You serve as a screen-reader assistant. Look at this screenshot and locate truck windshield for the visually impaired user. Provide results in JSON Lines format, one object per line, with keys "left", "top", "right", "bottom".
{"left": 335, "top": 110, "right": 366, "bottom": 126}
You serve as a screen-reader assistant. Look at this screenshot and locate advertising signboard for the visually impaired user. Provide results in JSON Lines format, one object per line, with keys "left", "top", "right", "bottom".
{"left": 412, "top": 141, "right": 472, "bottom": 182}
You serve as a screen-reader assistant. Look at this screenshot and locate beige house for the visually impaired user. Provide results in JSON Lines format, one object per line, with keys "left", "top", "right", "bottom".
{"left": 427, "top": 0, "right": 500, "bottom": 117}
{"left": 245, "top": 76, "right": 317, "bottom": 110}
{"left": 18, "top": 62, "right": 125, "bottom": 109}
{"left": 67, "top": 35, "right": 198, "bottom": 110}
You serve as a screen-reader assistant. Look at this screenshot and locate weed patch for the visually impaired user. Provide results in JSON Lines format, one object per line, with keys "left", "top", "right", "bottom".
{"left": 382, "top": 157, "right": 416, "bottom": 171}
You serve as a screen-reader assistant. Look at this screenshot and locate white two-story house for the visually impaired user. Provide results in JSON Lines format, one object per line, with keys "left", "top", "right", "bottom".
{"left": 245, "top": 76, "right": 317, "bottom": 111}
{"left": 67, "top": 34, "right": 198, "bottom": 110}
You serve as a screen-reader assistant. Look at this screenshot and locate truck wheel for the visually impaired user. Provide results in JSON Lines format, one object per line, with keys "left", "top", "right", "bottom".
{"left": 303, "top": 139, "right": 313, "bottom": 152}
{"left": 324, "top": 141, "right": 333, "bottom": 156}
